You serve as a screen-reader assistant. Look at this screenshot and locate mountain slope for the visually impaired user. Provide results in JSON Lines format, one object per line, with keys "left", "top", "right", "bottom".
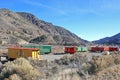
{"left": 0, "top": 8, "right": 87, "bottom": 45}
{"left": 17, "top": 12, "right": 87, "bottom": 45}
{"left": 0, "top": 8, "right": 46, "bottom": 44}
{"left": 93, "top": 33, "right": 120, "bottom": 45}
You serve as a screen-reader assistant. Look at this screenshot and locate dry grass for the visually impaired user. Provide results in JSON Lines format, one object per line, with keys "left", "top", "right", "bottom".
{"left": 89, "top": 64, "right": 120, "bottom": 80}
{"left": 55, "top": 53, "right": 88, "bottom": 66}
{"left": 0, "top": 58, "right": 44, "bottom": 80}
{"left": 1, "top": 53, "right": 120, "bottom": 80}
{"left": 0, "top": 62, "right": 3, "bottom": 72}
{"left": 28, "top": 53, "right": 87, "bottom": 80}
{"left": 88, "top": 54, "right": 120, "bottom": 74}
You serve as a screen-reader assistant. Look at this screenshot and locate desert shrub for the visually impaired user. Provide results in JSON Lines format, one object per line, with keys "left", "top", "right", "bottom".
{"left": 28, "top": 57, "right": 61, "bottom": 79}
{"left": 54, "top": 53, "right": 90, "bottom": 77}
{"left": 112, "top": 54, "right": 120, "bottom": 64}
{"left": 0, "top": 58, "right": 44, "bottom": 80}
{"left": 55, "top": 53, "right": 88, "bottom": 66}
{"left": 70, "top": 53, "right": 88, "bottom": 65}
{"left": 55, "top": 54, "right": 72, "bottom": 65}
{"left": 78, "top": 63, "right": 91, "bottom": 76}
{"left": 28, "top": 56, "right": 81, "bottom": 80}
{"left": 88, "top": 54, "right": 120, "bottom": 74}
{"left": 89, "top": 64, "right": 120, "bottom": 80}
{"left": 0, "top": 62, "right": 3, "bottom": 72}
{"left": 4, "top": 74, "right": 21, "bottom": 80}
{"left": 28, "top": 57, "right": 48, "bottom": 67}
{"left": 53, "top": 71, "right": 80, "bottom": 80}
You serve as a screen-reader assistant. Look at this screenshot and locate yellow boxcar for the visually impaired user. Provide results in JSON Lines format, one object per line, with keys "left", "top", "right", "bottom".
{"left": 7, "top": 48, "right": 41, "bottom": 60}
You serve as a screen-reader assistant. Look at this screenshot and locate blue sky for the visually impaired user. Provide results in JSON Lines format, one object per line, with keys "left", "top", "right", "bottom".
{"left": 0, "top": 0, "right": 120, "bottom": 41}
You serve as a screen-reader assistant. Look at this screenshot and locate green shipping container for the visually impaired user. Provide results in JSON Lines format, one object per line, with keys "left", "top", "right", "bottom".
{"left": 77, "top": 46, "right": 87, "bottom": 52}
{"left": 22, "top": 45, "right": 51, "bottom": 54}
{"left": 36, "top": 45, "right": 51, "bottom": 54}
{"left": 81, "top": 47, "right": 87, "bottom": 52}
{"left": 77, "top": 47, "right": 82, "bottom": 52}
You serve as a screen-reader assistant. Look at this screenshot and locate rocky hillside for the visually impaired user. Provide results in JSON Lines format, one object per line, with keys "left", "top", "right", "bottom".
{"left": 0, "top": 8, "right": 87, "bottom": 45}
{"left": 93, "top": 33, "right": 120, "bottom": 45}
{"left": 0, "top": 8, "right": 45, "bottom": 44}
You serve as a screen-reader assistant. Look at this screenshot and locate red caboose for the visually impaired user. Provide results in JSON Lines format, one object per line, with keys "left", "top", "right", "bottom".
{"left": 109, "top": 47, "right": 119, "bottom": 51}
{"left": 97, "top": 47, "right": 104, "bottom": 52}
{"left": 64, "top": 46, "right": 77, "bottom": 54}
{"left": 90, "top": 47, "right": 98, "bottom": 52}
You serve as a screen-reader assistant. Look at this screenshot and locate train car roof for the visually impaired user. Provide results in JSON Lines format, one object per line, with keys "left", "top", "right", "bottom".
{"left": 8, "top": 47, "right": 39, "bottom": 51}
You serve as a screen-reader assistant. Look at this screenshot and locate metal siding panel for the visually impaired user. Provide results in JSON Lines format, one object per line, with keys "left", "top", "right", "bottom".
{"left": 8, "top": 48, "right": 20, "bottom": 58}
{"left": 81, "top": 47, "right": 87, "bottom": 52}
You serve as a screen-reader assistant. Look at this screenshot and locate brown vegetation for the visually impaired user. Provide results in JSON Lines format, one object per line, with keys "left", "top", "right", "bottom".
{"left": 1, "top": 52, "right": 120, "bottom": 80}
{"left": 89, "top": 53, "right": 120, "bottom": 74}
{"left": 0, "top": 58, "right": 43, "bottom": 80}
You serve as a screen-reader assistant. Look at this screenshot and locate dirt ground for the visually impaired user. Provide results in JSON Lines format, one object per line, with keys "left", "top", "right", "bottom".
{"left": 41, "top": 52, "right": 102, "bottom": 62}
{"left": 0, "top": 52, "right": 102, "bottom": 63}
{"left": 51, "top": 45, "right": 65, "bottom": 54}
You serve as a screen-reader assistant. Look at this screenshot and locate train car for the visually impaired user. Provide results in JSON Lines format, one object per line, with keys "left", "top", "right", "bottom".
{"left": 89, "top": 46, "right": 104, "bottom": 52}
{"left": 97, "top": 47, "right": 104, "bottom": 52}
{"left": 77, "top": 46, "right": 88, "bottom": 52}
{"left": 35, "top": 45, "right": 51, "bottom": 54}
{"left": 64, "top": 46, "right": 77, "bottom": 54}
{"left": 89, "top": 46, "right": 98, "bottom": 52}
{"left": 22, "top": 44, "right": 52, "bottom": 55}
{"left": 81, "top": 46, "right": 88, "bottom": 52}
{"left": 104, "top": 46, "right": 110, "bottom": 51}
{"left": 89, "top": 46, "right": 119, "bottom": 52}
{"left": 109, "top": 47, "right": 119, "bottom": 51}
{"left": 7, "top": 48, "right": 41, "bottom": 60}
{"left": 77, "top": 47, "right": 82, "bottom": 52}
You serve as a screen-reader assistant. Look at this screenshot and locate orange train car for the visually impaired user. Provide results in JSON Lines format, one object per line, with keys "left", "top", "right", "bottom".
{"left": 104, "top": 46, "right": 110, "bottom": 51}
{"left": 7, "top": 48, "right": 41, "bottom": 60}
